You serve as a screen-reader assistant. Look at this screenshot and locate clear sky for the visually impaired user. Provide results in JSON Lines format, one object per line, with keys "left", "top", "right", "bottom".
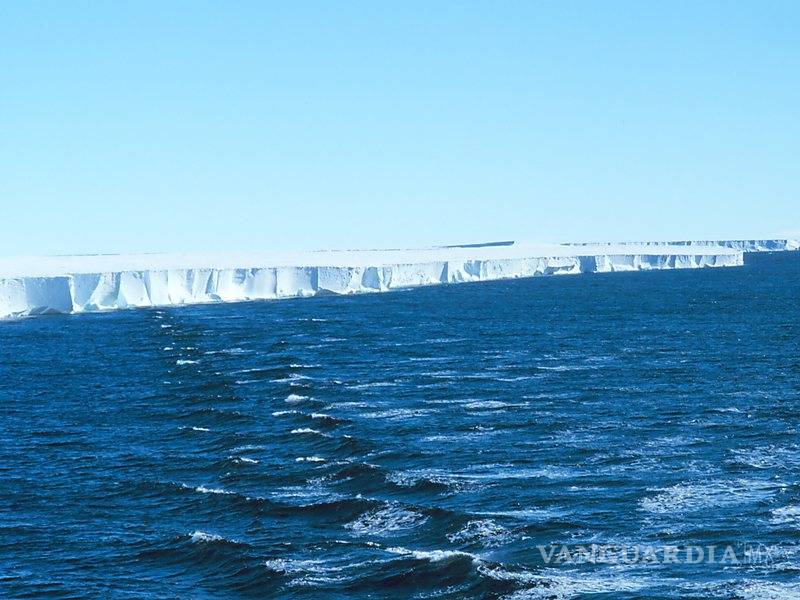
{"left": 1, "top": 2, "right": 798, "bottom": 256}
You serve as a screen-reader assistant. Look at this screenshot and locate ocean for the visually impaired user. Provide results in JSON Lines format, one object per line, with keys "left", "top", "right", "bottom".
{"left": 1, "top": 252, "right": 799, "bottom": 599}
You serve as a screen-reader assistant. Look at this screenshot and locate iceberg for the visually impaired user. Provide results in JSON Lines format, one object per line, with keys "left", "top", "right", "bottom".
{"left": 0, "top": 239, "right": 790, "bottom": 319}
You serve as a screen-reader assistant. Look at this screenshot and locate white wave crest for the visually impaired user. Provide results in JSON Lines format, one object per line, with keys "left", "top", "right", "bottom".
{"left": 296, "top": 456, "right": 326, "bottom": 463}
{"left": 639, "top": 479, "right": 782, "bottom": 515}
{"left": 385, "top": 546, "right": 478, "bottom": 563}
{"left": 447, "top": 519, "right": 513, "bottom": 547}
{"left": 285, "top": 394, "right": 309, "bottom": 403}
{"left": 190, "top": 530, "right": 224, "bottom": 543}
{"left": 345, "top": 504, "right": 428, "bottom": 536}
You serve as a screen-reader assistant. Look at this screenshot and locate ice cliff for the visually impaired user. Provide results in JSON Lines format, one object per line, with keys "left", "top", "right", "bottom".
{"left": 0, "top": 240, "right": 779, "bottom": 319}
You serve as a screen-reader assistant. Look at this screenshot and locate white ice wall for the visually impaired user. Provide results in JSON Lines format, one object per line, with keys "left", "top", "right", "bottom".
{"left": 0, "top": 247, "right": 746, "bottom": 319}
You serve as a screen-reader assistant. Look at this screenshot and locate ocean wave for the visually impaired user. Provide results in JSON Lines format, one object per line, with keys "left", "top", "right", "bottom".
{"left": 771, "top": 505, "right": 800, "bottom": 527}
{"left": 359, "top": 408, "right": 434, "bottom": 420}
{"left": 536, "top": 365, "right": 596, "bottom": 372}
{"left": 264, "top": 558, "right": 322, "bottom": 574}
{"left": 272, "top": 374, "right": 313, "bottom": 384}
{"left": 172, "top": 482, "right": 267, "bottom": 506}
{"left": 727, "top": 445, "right": 800, "bottom": 470}
{"left": 271, "top": 409, "right": 300, "bottom": 416}
{"left": 345, "top": 504, "right": 428, "bottom": 536}
{"left": 463, "top": 400, "right": 527, "bottom": 410}
{"left": 263, "top": 555, "right": 372, "bottom": 588}
{"left": 189, "top": 530, "right": 225, "bottom": 543}
{"left": 264, "top": 557, "right": 350, "bottom": 588}
{"left": 385, "top": 546, "right": 478, "bottom": 563}
{"left": 322, "top": 461, "right": 385, "bottom": 486}
{"left": 285, "top": 393, "right": 310, "bottom": 403}
{"left": 229, "top": 456, "right": 259, "bottom": 465}
{"left": 184, "top": 484, "right": 235, "bottom": 495}
{"left": 696, "top": 580, "right": 800, "bottom": 600}
{"left": 290, "top": 427, "right": 319, "bottom": 434}
{"left": 639, "top": 479, "right": 782, "bottom": 514}
{"left": 446, "top": 519, "right": 513, "bottom": 547}
{"left": 479, "top": 566, "right": 650, "bottom": 599}
{"left": 269, "top": 485, "right": 345, "bottom": 506}
{"left": 230, "top": 444, "right": 265, "bottom": 452}
{"left": 290, "top": 428, "right": 329, "bottom": 437}
{"left": 385, "top": 469, "right": 481, "bottom": 493}
{"left": 711, "top": 406, "right": 743, "bottom": 413}
{"left": 322, "top": 401, "right": 371, "bottom": 412}
{"left": 476, "top": 508, "right": 566, "bottom": 522}
{"left": 346, "top": 382, "right": 399, "bottom": 390}
{"left": 203, "top": 347, "right": 252, "bottom": 355}
{"left": 405, "top": 356, "right": 452, "bottom": 363}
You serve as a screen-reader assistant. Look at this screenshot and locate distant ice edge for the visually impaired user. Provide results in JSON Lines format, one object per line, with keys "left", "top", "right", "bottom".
{"left": 0, "top": 251, "right": 745, "bottom": 319}
{"left": 563, "top": 239, "right": 800, "bottom": 253}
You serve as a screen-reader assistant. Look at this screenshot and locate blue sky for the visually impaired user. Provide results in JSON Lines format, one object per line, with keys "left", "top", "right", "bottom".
{"left": 1, "top": 1, "right": 798, "bottom": 256}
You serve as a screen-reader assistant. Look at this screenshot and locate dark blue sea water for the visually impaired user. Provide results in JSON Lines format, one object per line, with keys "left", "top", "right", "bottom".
{"left": 2, "top": 253, "right": 799, "bottom": 599}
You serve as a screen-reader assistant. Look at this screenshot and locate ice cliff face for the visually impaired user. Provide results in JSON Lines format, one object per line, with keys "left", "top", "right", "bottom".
{"left": 0, "top": 241, "right": 762, "bottom": 319}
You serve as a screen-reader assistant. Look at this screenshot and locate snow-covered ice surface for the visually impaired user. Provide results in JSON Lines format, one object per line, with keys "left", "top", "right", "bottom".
{"left": 0, "top": 239, "right": 790, "bottom": 319}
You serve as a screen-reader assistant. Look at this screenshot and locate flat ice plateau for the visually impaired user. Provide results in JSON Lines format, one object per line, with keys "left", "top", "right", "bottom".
{"left": 0, "top": 239, "right": 796, "bottom": 319}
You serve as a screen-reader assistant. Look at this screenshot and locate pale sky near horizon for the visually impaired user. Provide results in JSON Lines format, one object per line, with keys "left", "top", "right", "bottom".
{"left": 1, "top": 2, "right": 799, "bottom": 257}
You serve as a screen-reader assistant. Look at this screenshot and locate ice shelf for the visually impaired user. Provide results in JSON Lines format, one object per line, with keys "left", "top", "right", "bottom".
{"left": 1, "top": 239, "right": 791, "bottom": 319}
